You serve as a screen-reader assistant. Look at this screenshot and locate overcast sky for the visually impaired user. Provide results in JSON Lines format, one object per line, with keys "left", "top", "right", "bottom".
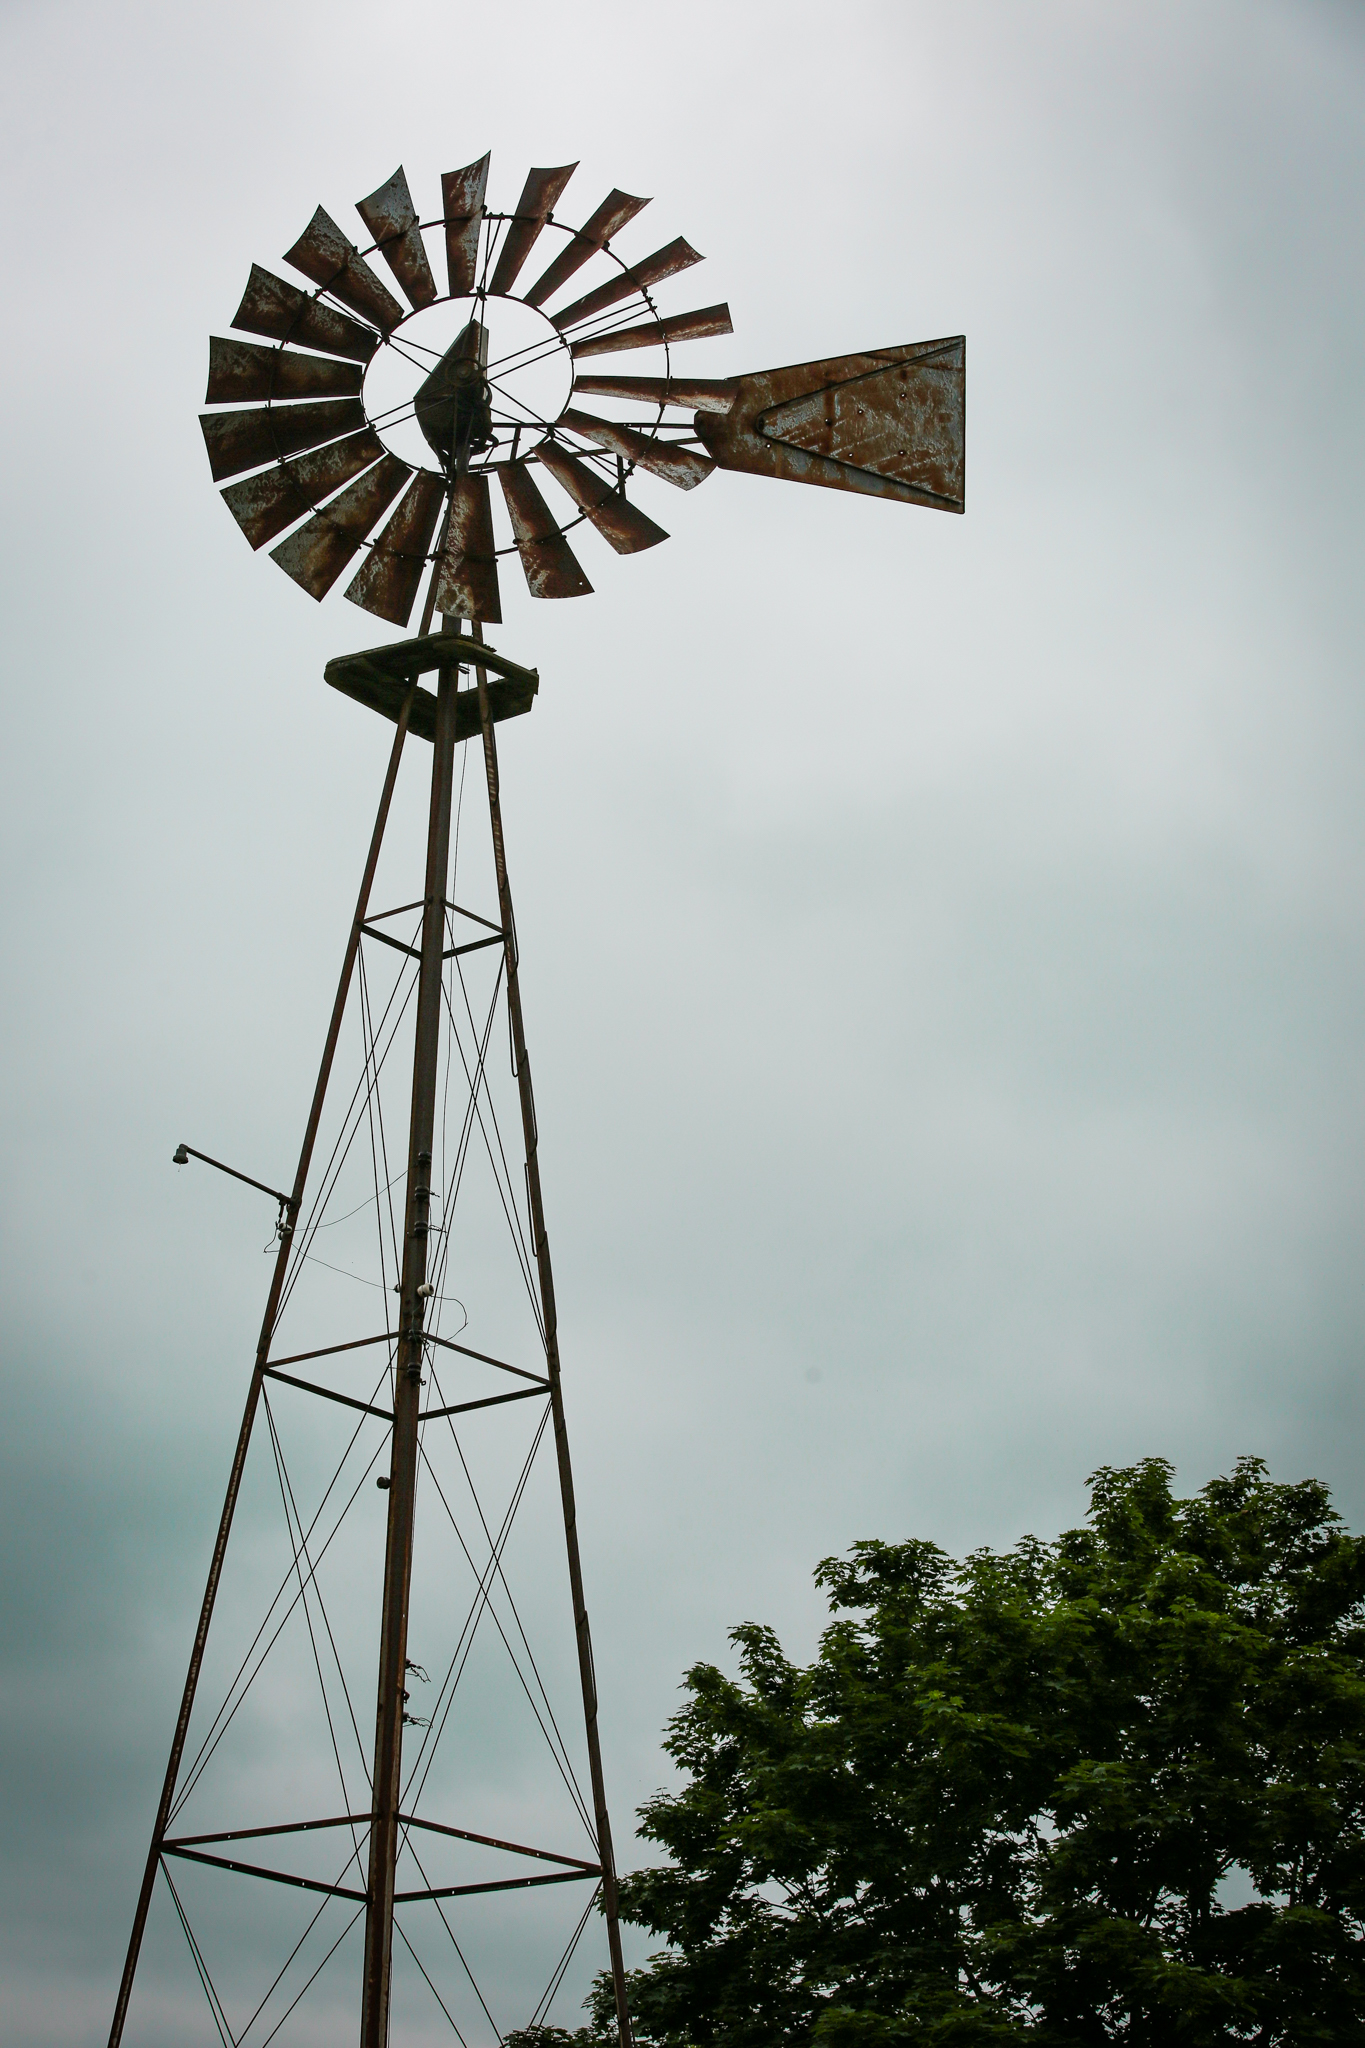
{"left": 2, "top": 0, "right": 1363, "bottom": 2042}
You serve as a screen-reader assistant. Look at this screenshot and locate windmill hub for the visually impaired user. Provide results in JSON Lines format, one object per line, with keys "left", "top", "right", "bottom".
{"left": 362, "top": 294, "right": 573, "bottom": 474}
{"left": 413, "top": 319, "right": 493, "bottom": 466}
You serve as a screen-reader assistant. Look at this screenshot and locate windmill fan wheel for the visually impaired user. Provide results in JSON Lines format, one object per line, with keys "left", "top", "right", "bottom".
{"left": 199, "top": 155, "right": 737, "bottom": 627}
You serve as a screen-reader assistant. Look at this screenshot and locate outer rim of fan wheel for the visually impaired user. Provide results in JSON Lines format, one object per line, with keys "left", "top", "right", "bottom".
{"left": 254, "top": 212, "right": 679, "bottom": 566}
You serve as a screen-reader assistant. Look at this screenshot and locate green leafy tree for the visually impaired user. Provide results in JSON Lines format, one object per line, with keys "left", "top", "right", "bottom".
{"left": 592, "top": 1459, "right": 1365, "bottom": 2046}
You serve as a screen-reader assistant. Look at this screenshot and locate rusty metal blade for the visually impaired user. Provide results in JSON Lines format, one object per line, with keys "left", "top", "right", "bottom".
{"left": 488, "top": 164, "right": 577, "bottom": 296}
{"left": 551, "top": 238, "right": 702, "bottom": 333}
{"left": 232, "top": 263, "right": 379, "bottom": 362}
{"left": 432, "top": 473, "right": 502, "bottom": 623}
{"left": 344, "top": 472, "right": 446, "bottom": 625}
{"left": 221, "top": 432, "right": 387, "bottom": 549}
{"left": 499, "top": 463, "right": 593, "bottom": 599}
{"left": 572, "top": 374, "right": 737, "bottom": 414}
{"left": 571, "top": 303, "right": 732, "bottom": 361}
{"left": 199, "top": 399, "right": 368, "bottom": 482}
{"left": 283, "top": 207, "right": 405, "bottom": 333}
{"left": 522, "top": 190, "right": 649, "bottom": 309}
{"left": 560, "top": 408, "right": 713, "bottom": 491}
{"left": 206, "top": 337, "right": 363, "bottom": 405}
{"left": 269, "top": 454, "right": 410, "bottom": 600}
{"left": 696, "top": 338, "right": 965, "bottom": 511}
{"left": 536, "top": 444, "right": 667, "bottom": 555}
{"left": 356, "top": 165, "right": 437, "bottom": 310}
{"left": 442, "top": 155, "right": 490, "bottom": 296}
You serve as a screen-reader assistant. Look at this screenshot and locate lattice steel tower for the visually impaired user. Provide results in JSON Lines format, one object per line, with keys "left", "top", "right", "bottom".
{"left": 108, "top": 151, "right": 964, "bottom": 2048}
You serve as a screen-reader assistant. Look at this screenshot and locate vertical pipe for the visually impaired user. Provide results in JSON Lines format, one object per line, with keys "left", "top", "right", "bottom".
{"left": 108, "top": 688, "right": 417, "bottom": 2048}
{"left": 471, "top": 625, "right": 634, "bottom": 2048}
{"left": 360, "top": 634, "right": 461, "bottom": 2048}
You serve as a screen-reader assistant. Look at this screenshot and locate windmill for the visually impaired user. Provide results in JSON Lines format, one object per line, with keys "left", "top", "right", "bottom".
{"left": 109, "top": 154, "right": 964, "bottom": 2048}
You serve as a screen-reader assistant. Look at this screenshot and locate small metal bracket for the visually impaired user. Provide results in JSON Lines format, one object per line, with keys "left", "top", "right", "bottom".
{"left": 172, "top": 1144, "right": 295, "bottom": 1229}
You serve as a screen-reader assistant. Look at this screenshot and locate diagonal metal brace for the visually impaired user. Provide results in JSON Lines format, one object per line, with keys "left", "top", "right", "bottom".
{"left": 161, "top": 1844, "right": 368, "bottom": 1902}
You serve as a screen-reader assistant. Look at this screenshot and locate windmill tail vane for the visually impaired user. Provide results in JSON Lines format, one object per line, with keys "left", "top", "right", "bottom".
{"left": 109, "top": 150, "right": 964, "bottom": 2048}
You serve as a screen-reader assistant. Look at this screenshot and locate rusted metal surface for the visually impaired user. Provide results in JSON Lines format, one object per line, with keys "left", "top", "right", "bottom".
{"left": 284, "top": 206, "right": 405, "bottom": 333}
{"left": 432, "top": 472, "right": 502, "bottom": 622}
{"left": 572, "top": 372, "right": 737, "bottom": 413}
{"left": 199, "top": 398, "right": 368, "bottom": 482}
{"left": 396, "top": 1810, "right": 598, "bottom": 1868}
{"left": 232, "top": 263, "right": 378, "bottom": 362}
{"left": 441, "top": 155, "right": 490, "bottom": 297}
{"left": 326, "top": 629, "right": 537, "bottom": 693}
{"left": 570, "top": 302, "right": 732, "bottom": 360}
{"left": 165, "top": 1814, "right": 374, "bottom": 1848}
{"left": 161, "top": 1844, "right": 364, "bottom": 1900}
{"left": 415, "top": 321, "right": 491, "bottom": 466}
{"left": 355, "top": 165, "right": 437, "bottom": 310}
{"left": 696, "top": 338, "right": 965, "bottom": 512}
{"left": 270, "top": 454, "right": 410, "bottom": 599}
{"left": 359, "top": 650, "right": 460, "bottom": 2048}
{"left": 560, "top": 407, "right": 714, "bottom": 491}
{"left": 522, "top": 189, "right": 649, "bottom": 309}
{"left": 393, "top": 1868, "right": 592, "bottom": 1905}
{"left": 344, "top": 472, "right": 446, "bottom": 626}
{"left": 206, "top": 336, "right": 363, "bottom": 405}
{"left": 220, "top": 431, "right": 386, "bottom": 549}
{"left": 500, "top": 463, "right": 593, "bottom": 598}
{"left": 325, "top": 660, "right": 537, "bottom": 744}
{"left": 489, "top": 163, "right": 578, "bottom": 296}
{"left": 552, "top": 237, "right": 703, "bottom": 334}
{"left": 537, "top": 444, "right": 668, "bottom": 554}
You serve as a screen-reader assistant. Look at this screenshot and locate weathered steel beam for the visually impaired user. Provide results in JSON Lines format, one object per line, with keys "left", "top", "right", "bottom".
{"left": 324, "top": 656, "right": 537, "bottom": 744}
{"left": 166, "top": 1814, "right": 370, "bottom": 1848}
{"left": 393, "top": 1868, "right": 597, "bottom": 1903}
{"left": 396, "top": 1810, "right": 599, "bottom": 1870}
{"left": 418, "top": 1385, "right": 548, "bottom": 1420}
{"left": 360, "top": 630, "right": 461, "bottom": 2048}
{"left": 161, "top": 1844, "right": 367, "bottom": 1901}
{"left": 261, "top": 1367, "right": 395, "bottom": 1420}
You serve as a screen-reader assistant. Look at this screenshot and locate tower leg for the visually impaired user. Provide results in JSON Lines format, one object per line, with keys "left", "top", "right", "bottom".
{"left": 107, "top": 688, "right": 417, "bottom": 2048}
{"left": 360, "top": 639, "right": 461, "bottom": 2047}
{"left": 473, "top": 630, "right": 634, "bottom": 2048}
